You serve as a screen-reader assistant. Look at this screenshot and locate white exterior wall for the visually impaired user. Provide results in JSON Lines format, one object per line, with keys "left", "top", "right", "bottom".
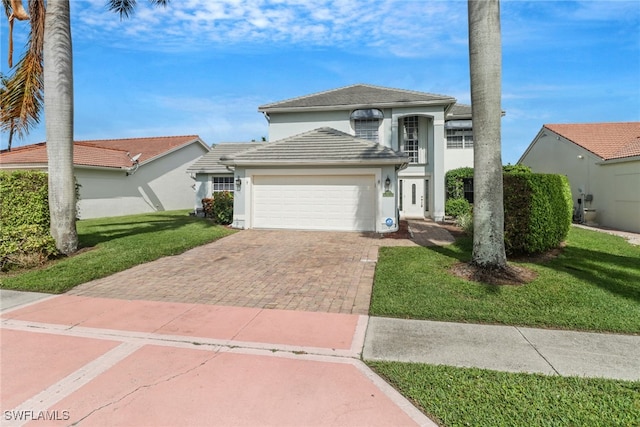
{"left": 520, "top": 130, "right": 640, "bottom": 233}
{"left": 77, "top": 143, "right": 207, "bottom": 219}
{"left": 268, "top": 111, "right": 353, "bottom": 141}
{"left": 231, "top": 167, "right": 399, "bottom": 233}
{"left": 444, "top": 146, "right": 474, "bottom": 172}
{"left": 267, "top": 104, "right": 456, "bottom": 222}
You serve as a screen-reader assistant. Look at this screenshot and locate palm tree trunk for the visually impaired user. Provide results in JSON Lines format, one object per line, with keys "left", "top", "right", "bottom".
{"left": 44, "top": 0, "right": 77, "bottom": 255}
{"left": 468, "top": 0, "right": 506, "bottom": 268}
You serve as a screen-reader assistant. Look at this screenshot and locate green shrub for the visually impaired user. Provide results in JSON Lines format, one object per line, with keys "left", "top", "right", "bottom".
{"left": 212, "top": 191, "right": 234, "bottom": 224}
{"left": 455, "top": 211, "right": 473, "bottom": 236}
{"left": 445, "top": 167, "right": 474, "bottom": 199}
{"left": 502, "top": 164, "right": 532, "bottom": 174}
{"left": 503, "top": 173, "right": 572, "bottom": 254}
{"left": 445, "top": 198, "right": 471, "bottom": 218}
{"left": 0, "top": 225, "right": 57, "bottom": 270}
{"left": 201, "top": 191, "right": 234, "bottom": 225}
{"left": 0, "top": 171, "right": 58, "bottom": 270}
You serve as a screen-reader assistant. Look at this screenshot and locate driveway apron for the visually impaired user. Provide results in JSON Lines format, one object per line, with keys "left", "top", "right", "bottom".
{"left": 68, "top": 229, "right": 414, "bottom": 314}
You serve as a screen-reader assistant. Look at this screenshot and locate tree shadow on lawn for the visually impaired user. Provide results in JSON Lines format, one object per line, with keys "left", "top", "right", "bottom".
{"left": 77, "top": 214, "right": 215, "bottom": 248}
{"left": 549, "top": 245, "right": 640, "bottom": 303}
{"left": 424, "top": 236, "right": 640, "bottom": 303}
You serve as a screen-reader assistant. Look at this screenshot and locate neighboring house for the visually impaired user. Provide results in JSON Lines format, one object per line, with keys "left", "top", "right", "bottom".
{"left": 518, "top": 122, "right": 640, "bottom": 233}
{"left": 0, "top": 135, "right": 210, "bottom": 219}
{"left": 187, "top": 142, "right": 264, "bottom": 211}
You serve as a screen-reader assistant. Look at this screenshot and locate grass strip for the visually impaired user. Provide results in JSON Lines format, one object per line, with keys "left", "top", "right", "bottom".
{"left": 369, "top": 361, "right": 640, "bottom": 427}
{"left": 0, "top": 211, "right": 235, "bottom": 293}
{"left": 370, "top": 227, "right": 640, "bottom": 334}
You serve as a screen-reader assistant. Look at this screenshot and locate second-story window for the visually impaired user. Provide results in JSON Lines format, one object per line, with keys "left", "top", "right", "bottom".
{"left": 351, "top": 109, "right": 383, "bottom": 143}
{"left": 403, "top": 116, "right": 419, "bottom": 163}
{"left": 446, "top": 120, "right": 474, "bottom": 149}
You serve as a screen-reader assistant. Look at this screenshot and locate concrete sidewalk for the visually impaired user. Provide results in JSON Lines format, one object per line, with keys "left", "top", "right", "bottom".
{"left": 1, "top": 294, "right": 435, "bottom": 427}
{"left": 363, "top": 317, "right": 640, "bottom": 382}
{"left": 2, "top": 291, "right": 638, "bottom": 427}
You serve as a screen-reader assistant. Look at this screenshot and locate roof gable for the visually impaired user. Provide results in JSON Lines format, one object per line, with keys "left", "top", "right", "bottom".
{"left": 0, "top": 135, "right": 206, "bottom": 169}
{"left": 259, "top": 84, "right": 456, "bottom": 112}
{"left": 545, "top": 122, "right": 640, "bottom": 161}
{"left": 222, "top": 127, "right": 408, "bottom": 166}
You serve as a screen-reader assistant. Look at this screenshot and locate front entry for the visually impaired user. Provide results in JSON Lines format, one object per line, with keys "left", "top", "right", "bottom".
{"left": 399, "top": 178, "right": 428, "bottom": 219}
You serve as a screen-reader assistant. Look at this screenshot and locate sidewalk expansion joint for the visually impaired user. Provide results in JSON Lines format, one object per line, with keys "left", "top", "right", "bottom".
{"left": 1, "top": 319, "right": 363, "bottom": 362}
{"left": 514, "top": 326, "right": 560, "bottom": 376}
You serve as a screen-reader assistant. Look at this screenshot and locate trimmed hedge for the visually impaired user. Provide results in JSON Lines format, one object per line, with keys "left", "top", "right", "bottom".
{"left": 504, "top": 173, "right": 572, "bottom": 255}
{"left": 201, "top": 191, "right": 234, "bottom": 225}
{"left": 445, "top": 166, "right": 571, "bottom": 255}
{"left": 445, "top": 198, "right": 471, "bottom": 218}
{"left": 445, "top": 167, "right": 474, "bottom": 200}
{"left": 0, "top": 171, "right": 57, "bottom": 270}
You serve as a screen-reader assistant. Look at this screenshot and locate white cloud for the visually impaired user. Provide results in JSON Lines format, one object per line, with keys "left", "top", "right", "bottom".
{"left": 69, "top": 0, "right": 467, "bottom": 58}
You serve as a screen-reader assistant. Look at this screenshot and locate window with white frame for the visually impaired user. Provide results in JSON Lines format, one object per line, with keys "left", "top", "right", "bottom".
{"left": 446, "top": 121, "right": 474, "bottom": 149}
{"left": 351, "top": 109, "right": 383, "bottom": 143}
{"left": 212, "top": 176, "right": 234, "bottom": 193}
{"left": 403, "top": 116, "right": 419, "bottom": 163}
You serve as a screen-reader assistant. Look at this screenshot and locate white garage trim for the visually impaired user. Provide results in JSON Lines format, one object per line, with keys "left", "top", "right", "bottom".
{"left": 242, "top": 168, "right": 383, "bottom": 232}
{"left": 252, "top": 174, "right": 376, "bottom": 231}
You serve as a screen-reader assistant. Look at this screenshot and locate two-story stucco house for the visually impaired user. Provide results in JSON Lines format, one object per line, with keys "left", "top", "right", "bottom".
{"left": 192, "top": 84, "right": 474, "bottom": 232}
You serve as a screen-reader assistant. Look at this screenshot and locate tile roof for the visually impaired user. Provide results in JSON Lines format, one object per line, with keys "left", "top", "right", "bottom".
{"left": 187, "top": 142, "right": 264, "bottom": 174}
{"left": 545, "top": 122, "right": 640, "bottom": 161}
{"left": 221, "top": 127, "right": 409, "bottom": 166}
{"left": 447, "top": 103, "right": 472, "bottom": 119}
{"left": 259, "top": 84, "right": 456, "bottom": 111}
{"left": 0, "top": 135, "right": 205, "bottom": 169}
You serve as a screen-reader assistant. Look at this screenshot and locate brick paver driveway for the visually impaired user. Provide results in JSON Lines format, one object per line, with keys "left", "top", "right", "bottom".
{"left": 69, "top": 229, "right": 423, "bottom": 314}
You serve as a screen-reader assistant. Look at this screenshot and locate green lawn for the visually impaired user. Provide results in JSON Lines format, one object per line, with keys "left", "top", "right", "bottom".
{"left": 369, "top": 361, "right": 640, "bottom": 427}
{"left": 371, "top": 227, "right": 640, "bottom": 334}
{"left": 0, "top": 210, "right": 235, "bottom": 293}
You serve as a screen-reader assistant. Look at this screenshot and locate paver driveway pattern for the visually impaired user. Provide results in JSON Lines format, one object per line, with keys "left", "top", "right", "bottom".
{"left": 69, "top": 229, "right": 425, "bottom": 314}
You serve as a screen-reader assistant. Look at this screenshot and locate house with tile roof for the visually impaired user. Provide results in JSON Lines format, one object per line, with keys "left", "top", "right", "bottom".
{"left": 518, "top": 122, "right": 640, "bottom": 233}
{"left": 0, "top": 135, "right": 210, "bottom": 219}
{"left": 191, "top": 84, "right": 475, "bottom": 232}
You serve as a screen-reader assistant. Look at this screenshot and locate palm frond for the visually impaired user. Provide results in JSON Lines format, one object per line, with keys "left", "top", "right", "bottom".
{"left": 0, "top": 0, "right": 44, "bottom": 138}
{"left": 107, "top": 0, "right": 169, "bottom": 20}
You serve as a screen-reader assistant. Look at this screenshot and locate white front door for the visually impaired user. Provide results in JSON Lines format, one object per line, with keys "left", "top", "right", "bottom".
{"left": 400, "top": 178, "right": 425, "bottom": 218}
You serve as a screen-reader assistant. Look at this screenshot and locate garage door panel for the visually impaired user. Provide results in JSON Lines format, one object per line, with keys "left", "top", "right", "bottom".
{"left": 252, "top": 175, "right": 375, "bottom": 231}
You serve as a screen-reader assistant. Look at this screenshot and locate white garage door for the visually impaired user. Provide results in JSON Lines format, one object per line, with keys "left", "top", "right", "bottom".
{"left": 252, "top": 175, "right": 376, "bottom": 231}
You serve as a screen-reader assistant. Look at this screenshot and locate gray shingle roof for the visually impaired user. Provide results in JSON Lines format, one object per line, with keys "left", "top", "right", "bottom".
{"left": 187, "top": 143, "right": 264, "bottom": 173}
{"left": 447, "top": 103, "right": 472, "bottom": 119}
{"left": 221, "top": 127, "right": 409, "bottom": 166}
{"left": 259, "top": 84, "right": 456, "bottom": 112}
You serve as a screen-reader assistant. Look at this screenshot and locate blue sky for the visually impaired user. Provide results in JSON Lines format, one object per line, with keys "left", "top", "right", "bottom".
{"left": 1, "top": 0, "right": 639, "bottom": 164}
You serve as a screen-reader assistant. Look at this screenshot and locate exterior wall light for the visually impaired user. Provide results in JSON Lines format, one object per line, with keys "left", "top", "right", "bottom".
{"left": 235, "top": 177, "right": 242, "bottom": 190}
{"left": 384, "top": 176, "right": 391, "bottom": 191}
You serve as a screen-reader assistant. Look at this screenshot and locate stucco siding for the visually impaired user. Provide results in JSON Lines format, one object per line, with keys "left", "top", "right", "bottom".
{"left": 444, "top": 147, "right": 474, "bottom": 172}
{"left": 268, "top": 111, "right": 353, "bottom": 141}
{"left": 520, "top": 131, "right": 640, "bottom": 233}
{"left": 76, "top": 143, "right": 207, "bottom": 219}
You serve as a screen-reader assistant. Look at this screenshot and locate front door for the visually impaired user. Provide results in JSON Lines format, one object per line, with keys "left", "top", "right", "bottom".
{"left": 400, "top": 178, "right": 424, "bottom": 218}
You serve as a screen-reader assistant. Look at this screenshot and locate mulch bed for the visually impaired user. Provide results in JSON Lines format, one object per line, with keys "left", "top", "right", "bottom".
{"left": 381, "top": 220, "right": 412, "bottom": 239}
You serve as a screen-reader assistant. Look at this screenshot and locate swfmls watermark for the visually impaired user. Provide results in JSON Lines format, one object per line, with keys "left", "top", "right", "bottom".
{"left": 4, "top": 410, "right": 70, "bottom": 422}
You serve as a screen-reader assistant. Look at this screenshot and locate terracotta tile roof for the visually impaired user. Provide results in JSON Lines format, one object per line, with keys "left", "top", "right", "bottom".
{"left": 1, "top": 135, "right": 204, "bottom": 169}
{"left": 544, "top": 122, "right": 640, "bottom": 161}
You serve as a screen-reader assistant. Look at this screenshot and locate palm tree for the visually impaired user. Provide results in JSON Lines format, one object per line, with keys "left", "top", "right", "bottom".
{"left": 1, "top": 0, "right": 169, "bottom": 255}
{"left": 467, "top": 0, "right": 507, "bottom": 269}
{"left": 44, "top": 0, "right": 77, "bottom": 254}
